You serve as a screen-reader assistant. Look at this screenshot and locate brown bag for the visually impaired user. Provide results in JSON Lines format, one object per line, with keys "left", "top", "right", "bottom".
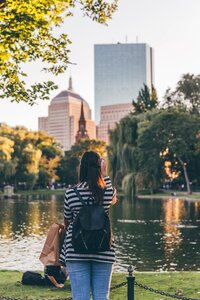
{"left": 39, "top": 223, "right": 66, "bottom": 266}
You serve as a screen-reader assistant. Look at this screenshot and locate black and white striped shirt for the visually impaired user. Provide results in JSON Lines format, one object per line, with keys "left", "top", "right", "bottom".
{"left": 60, "top": 176, "right": 115, "bottom": 264}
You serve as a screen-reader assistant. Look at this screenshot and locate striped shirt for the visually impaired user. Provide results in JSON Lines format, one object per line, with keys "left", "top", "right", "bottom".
{"left": 60, "top": 176, "right": 115, "bottom": 264}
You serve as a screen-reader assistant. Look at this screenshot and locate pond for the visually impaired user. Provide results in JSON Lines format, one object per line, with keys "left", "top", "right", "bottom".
{"left": 1, "top": 194, "right": 200, "bottom": 272}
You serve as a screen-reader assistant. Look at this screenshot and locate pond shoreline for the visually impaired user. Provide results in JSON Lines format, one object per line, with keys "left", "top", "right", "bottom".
{"left": 1, "top": 189, "right": 200, "bottom": 201}
{"left": 0, "top": 188, "right": 65, "bottom": 199}
{"left": 137, "top": 191, "right": 200, "bottom": 201}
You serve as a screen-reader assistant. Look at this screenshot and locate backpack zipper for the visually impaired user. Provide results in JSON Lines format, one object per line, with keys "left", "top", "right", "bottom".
{"left": 80, "top": 230, "right": 88, "bottom": 250}
{"left": 98, "top": 230, "right": 108, "bottom": 249}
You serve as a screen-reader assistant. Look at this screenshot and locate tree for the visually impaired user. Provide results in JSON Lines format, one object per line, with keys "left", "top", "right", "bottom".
{"left": 57, "top": 139, "right": 107, "bottom": 185}
{"left": 0, "top": 133, "right": 16, "bottom": 186}
{"left": 162, "top": 88, "right": 184, "bottom": 110}
{"left": 0, "top": 0, "right": 118, "bottom": 104}
{"left": 0, "top": 123, "right": 62, "bottom": 189}
{"left": 108, "top": 115, "right": 138, "bottom": 197}
{"left": 0, "top": 136, "right": 14, "bottom": 160}
{"left": 70, "top": 139, "right": 107, "bottom": 159}
{"left": 138, "top": 109, "right": 200, "bottom": 194}
{"left": 57, "top": 153, "right": 79, "bottom": 185}
{"left": 162, "top": 73, "right": 200, "bottom": 113}
{"left": 132, "top": 84, "right": 158, "bottom": 114}
{"left": 108, "top": 107, "right": 200, "bottom": 196}
{"left": 176, "top": 74, "right": 200, "bottom": 113}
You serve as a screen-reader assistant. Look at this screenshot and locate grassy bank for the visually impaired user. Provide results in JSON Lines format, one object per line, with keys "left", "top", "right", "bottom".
{"left": 1, "top": 271, "right": 200, "bottom": 299}
{"left": 0, "top": 189, "right": 65, "bottom": 198}
{"left": 18, "top": 189, "right": 65, "bottom": 196}
{"left": 137, "top": 191, "right": 200, "bottom": 201}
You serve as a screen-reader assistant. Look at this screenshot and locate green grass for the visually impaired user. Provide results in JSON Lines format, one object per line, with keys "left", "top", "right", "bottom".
{"left": 137, "top": 191, "right": 200, "bottom": 200}
{"left": 0, "top": 189, "right": 65, "bottom": 198}
{"left": 18, "top": 189, "right": 65, "bottom": 196}
{"left": 1, "top": 271, "right": 200, "bottom": 299}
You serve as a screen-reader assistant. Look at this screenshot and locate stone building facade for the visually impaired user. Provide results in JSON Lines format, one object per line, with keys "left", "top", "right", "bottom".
{"left": 38, "top": 78, "right": 96, "bottom": 150}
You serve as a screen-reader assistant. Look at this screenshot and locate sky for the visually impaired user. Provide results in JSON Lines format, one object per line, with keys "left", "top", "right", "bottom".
{"left": 1, "top": 0, "right": 200, "bottom": 130}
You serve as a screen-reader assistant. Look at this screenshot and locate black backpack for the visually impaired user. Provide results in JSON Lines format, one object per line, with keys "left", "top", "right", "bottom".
{"left": 72, "top": 187, "right": 111, "bottom": 254}
{"left": 22, "top": 271, "right": 45, "bottom": 286}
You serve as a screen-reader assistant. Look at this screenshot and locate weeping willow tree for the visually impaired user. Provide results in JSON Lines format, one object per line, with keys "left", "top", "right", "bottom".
{"left": 107, "top": 109, "right": 163, "bottom": 197}
{"left": 108, "top": 84, "right": 159, "bottom": 197}
{"left": 108, "top": 115, "right": 138, "bottom": 198}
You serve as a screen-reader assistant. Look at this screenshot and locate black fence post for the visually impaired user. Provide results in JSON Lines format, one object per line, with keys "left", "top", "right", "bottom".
{"left": 127, "top": 265, "right": 135, "bottom": 300}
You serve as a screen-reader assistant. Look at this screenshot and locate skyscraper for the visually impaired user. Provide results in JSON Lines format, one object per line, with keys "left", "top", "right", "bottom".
{"left": 98, "top": 103, "right": 133, "bottom": 143}
{"left": 94, "top": 43, "right": 154, "bottom": 124}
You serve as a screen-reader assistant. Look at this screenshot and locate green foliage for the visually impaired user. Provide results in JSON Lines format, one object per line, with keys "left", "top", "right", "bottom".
{"left": 108, "top": 115, "right": 138, "bottom": 197}
{"left": 57, "top": 139, "right": 107, "bottom": 185}
{"left": 38, "top": 169, "right": 50, "bottom": 189}
{"left": 122, "top": 172, "right": 135, "bottom": 198}
{"left": 137, "top": 109, "right": 200, "bottom": 194}
{"left": 162, "top": 73, "right": 200, "bottom": 113}
{"left": 132, "top": 84, "right": 158, "bottom": 114}
{"left": 70, "top": 139, "right": 107, "bottom": 158}
{"left": 176, "top": 73, "right": 200, "bottom": 113}
{"left": 57, "top": 153, "right": 79, "bottom": 185}
{"left": 0, "top": 123, "right": 62, "bottom": 189}
{"left": 108, "top": 106, "right": 200, "bottom": 196}
{"left": 0, "top": 0, "right": 118, "bottom": 103}
{"left": 0, "top": 126, "right": 107, "bottom": 188}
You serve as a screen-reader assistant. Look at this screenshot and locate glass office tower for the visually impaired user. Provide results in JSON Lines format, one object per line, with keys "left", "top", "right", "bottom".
{"left": 94, "top": 43, "right": 154, "bottom": 124}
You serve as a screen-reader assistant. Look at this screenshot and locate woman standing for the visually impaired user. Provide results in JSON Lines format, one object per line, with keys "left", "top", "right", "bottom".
{"left": 60, "top": 151, "right": 117, "bottom": 300}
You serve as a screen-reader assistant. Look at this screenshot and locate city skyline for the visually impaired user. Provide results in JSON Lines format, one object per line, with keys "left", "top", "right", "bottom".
{"left": 38, "top": 79, "right": 96, "bottom": 150}
{"left": 1, "top": 0, "right": 200, "bottom": 130}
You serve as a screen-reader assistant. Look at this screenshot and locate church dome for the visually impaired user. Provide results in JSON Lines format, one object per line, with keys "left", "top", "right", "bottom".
{"left": 51, "top": 77, "right": 90, "bottom": 109}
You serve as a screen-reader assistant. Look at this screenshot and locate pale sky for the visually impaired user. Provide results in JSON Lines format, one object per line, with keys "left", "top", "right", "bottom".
{"left": 1, "top": 0, "right": 200, "bottom": 130}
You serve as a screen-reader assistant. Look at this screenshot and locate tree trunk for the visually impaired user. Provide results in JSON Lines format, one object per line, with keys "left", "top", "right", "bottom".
{"left": 177, "top": 156, "right": 191, "bottom": 195}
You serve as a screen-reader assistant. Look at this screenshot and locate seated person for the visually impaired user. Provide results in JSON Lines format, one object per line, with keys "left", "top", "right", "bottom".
{"left": 44, "top": 265, "right": 67, "bottom": 288}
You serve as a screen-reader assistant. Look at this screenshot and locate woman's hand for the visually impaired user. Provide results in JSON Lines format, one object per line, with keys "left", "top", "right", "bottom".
{"left": 56, "top": 283, "right": 65, "bottom": 288}
{"left": 100, "top": 158, "right": 107, "bottom": 177}
{"left": 112, "top": 188, "right": 117, "bottom": 205}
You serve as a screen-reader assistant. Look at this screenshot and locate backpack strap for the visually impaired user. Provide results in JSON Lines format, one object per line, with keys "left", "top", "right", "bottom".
{"left": 74, "top": 186, "right": 88, "bottom": 206}
{"left": 74, "top": 186, "right": 107, "bottom": 206}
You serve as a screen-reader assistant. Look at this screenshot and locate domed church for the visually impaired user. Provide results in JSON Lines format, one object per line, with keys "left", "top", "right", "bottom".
{"left": 38, "top": 77, "right": 96, "bottom": 151}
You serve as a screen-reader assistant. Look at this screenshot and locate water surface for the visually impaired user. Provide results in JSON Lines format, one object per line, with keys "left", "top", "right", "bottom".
{"left": 1, "top": 194, "right": 200, "bottom": 272}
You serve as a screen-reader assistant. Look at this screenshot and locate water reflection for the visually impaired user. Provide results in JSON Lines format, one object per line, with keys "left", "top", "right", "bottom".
{"left": 162, "top": 198, "right": 185, "bottom": 257}
{"left": 0, "top": 195, "right": 63, "bottom": 238}
{"left": 0, "top": 195, "right": 64, "bottom": 271}
{"left": 0, "top": 195, "right": 200, "bottom": 272}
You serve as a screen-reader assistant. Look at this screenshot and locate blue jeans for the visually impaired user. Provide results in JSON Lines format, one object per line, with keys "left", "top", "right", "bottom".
{"left": 66, "top": 261, "right": 113, "bottom": 300}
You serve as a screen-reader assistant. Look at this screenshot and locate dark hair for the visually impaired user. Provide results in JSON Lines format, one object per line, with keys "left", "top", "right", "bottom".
{"left": 79, "top": 151, "right": 105, "bottom": 204}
